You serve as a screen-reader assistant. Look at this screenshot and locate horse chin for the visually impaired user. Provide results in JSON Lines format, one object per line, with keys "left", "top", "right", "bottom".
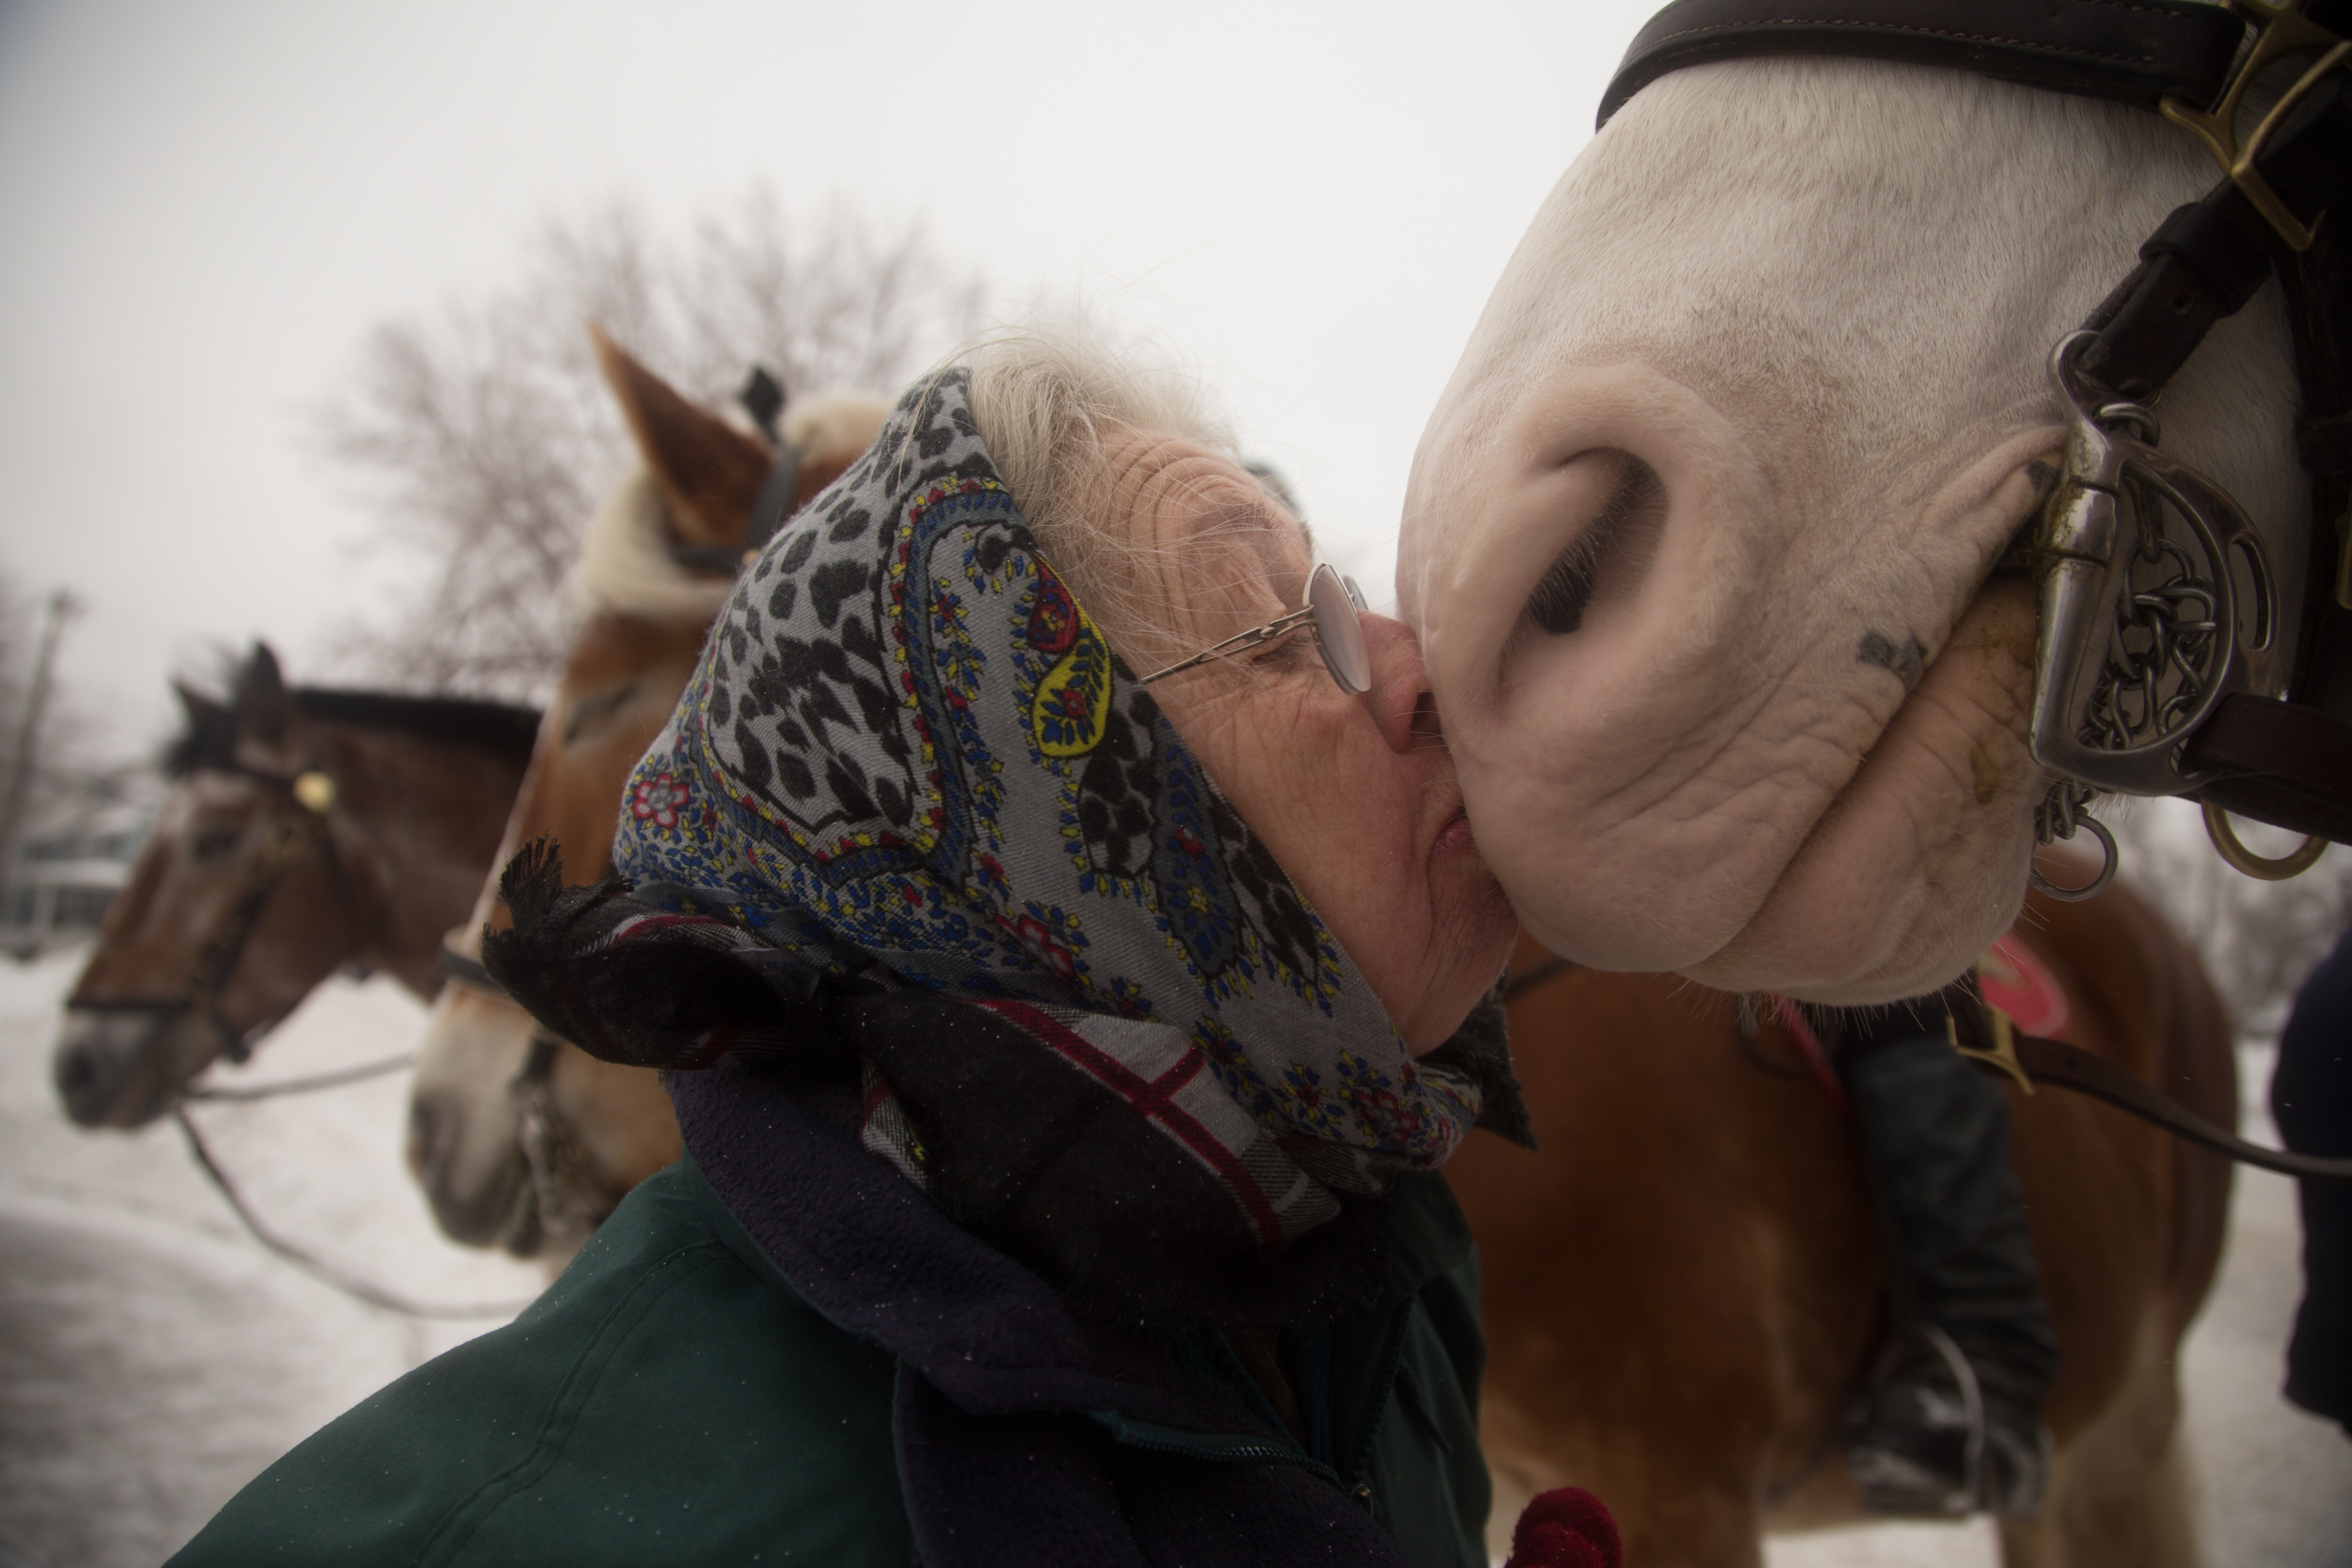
{"left": 405, "top": 1087, "right": 547, "bottom": 1257}
{"left": 52, "top": 1010, "right": 204, "bottom": 1129}
{"left": 1680, "top": 576, "right": 2047, "bottom": 1004}
{"left": 1486, "top": 576, "right": 2048, "bottom": 1004}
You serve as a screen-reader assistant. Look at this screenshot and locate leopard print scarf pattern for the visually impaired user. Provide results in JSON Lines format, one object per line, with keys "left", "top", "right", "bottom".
{"left": 612, "top": 369, "right": 1481, "bottom": 1238}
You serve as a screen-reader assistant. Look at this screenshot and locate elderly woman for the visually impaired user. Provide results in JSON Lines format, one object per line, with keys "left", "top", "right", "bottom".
{"left": 169, "top": 332, "right": 1579, "bottom": 1568}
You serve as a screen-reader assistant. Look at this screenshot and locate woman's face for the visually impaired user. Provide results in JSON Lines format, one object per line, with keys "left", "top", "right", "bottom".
{"left": 1085, "top": 430, "right": 1518, "bottom": 1053}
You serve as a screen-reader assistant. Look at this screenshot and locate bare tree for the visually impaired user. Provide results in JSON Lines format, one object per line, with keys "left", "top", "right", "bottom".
{"left": 315, "top": 190, "right": 987, "bottom": 699}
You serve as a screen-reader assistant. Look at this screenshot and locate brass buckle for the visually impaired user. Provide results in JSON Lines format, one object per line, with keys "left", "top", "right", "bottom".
{"left": 1949, "top": 1004, "right": 2035, "bottom": 1096}
{"left": 2160, "top": 0, "right": 2350, "bottom": 252}
{"left": 2201, "top": 800, "right": 2330, "bottom": 879}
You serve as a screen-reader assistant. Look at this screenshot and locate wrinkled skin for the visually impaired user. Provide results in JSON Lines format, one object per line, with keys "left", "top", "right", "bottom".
{"left": 1080, "top": 430, "right": 1519, "bottom": 1051}
{"left": 1402, "top": 58, "right": 2306, "bottom": 1004}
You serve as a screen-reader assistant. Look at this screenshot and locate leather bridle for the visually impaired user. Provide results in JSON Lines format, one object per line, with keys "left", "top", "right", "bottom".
{"left": 657, "top": 364, "right": 808, "bottom": 579}
{"left": 422, "top": 365, "right": 813, "bottom": 1248}
{"left": 1604, "top": 0, "right": 2352, "bottom": 895}
{"left": 436, "top": 931, "right": 625, "bottom": 1247}
{"left": 65, "top": 760, "right": 368, "bottom": 1066}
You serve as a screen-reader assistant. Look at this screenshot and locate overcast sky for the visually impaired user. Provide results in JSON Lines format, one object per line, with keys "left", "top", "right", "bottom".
{"left": 0, "top": 0, "right": 1635, "bottom": 752}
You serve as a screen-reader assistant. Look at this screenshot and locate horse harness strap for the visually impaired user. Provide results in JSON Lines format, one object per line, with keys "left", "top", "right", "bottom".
{"left": 662, "top": 369, "right": 806, "bottom": 578}
{"left": 1605, "top": 0, "right": 2352, "bottom": 858}
{"left": 1778, "top": 985, "right": 2352, "bottom": 1181}
{"left": 65, "top": 762, "right": 368, "bottom": 1063}
{"left": 436, "top": 934, "right": 606, "bottom": 1234}
{"left": 1600, "top": 0, "right": 2249, "bottom": 124}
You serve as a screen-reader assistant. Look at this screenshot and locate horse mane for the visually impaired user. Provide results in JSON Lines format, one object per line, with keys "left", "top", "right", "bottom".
{"left": 164, "top": 686, "right": 543, "bottom": 777}
{"left": 569, "top": 390, "right": 891, "bottom": 623}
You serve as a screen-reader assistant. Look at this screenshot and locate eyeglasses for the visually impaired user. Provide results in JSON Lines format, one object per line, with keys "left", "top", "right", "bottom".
{"left": 1138, "top": 561, "right": 1372, "bottom": 695}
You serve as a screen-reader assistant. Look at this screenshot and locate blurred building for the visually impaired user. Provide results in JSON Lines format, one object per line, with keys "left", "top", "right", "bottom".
{"left": 2, "top": 778, "right": 154, "bottom": 956}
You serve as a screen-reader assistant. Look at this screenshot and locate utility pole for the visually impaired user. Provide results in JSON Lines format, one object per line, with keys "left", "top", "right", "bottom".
{"left": 0, "top": 589, "right": 81, "bottom": 895}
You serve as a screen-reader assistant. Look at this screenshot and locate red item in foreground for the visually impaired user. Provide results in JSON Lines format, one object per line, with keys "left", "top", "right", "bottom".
{"left": 1504, "top": 1486, "right": 1623, "bottom": 1568}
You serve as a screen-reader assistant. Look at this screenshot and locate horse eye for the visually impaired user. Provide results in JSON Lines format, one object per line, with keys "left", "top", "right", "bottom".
{"left": 562, "top": 684, "right": 640, "bottom": 746}
{"left": 189, "top": 824, "right": 244, "bottom": 863}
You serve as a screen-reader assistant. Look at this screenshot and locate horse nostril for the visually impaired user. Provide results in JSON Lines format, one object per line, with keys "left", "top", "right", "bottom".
{"left": 53, "top": 1046, "right": 100, "bottom": 1111}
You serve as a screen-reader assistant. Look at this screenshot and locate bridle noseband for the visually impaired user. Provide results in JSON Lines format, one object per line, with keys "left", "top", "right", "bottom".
{"left": 67, "top": 760, "right": 368, "bottom": 1065}
{"left": 1606, "top": 0, "right": 2352, "bottom": 895}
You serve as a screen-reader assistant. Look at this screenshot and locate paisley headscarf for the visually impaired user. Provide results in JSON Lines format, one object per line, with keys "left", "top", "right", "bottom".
{"left": 591, "top": 369, "right": 1490, "bottom": 1248}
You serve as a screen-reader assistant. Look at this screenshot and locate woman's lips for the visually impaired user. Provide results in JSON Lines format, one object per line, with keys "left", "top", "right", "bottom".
{"left": 1434, "top": 809, "right": 1478, "bottom": 857}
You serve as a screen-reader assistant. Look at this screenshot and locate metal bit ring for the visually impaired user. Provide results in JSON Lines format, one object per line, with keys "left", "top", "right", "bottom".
{"left": 2201, "top": 802, "right": 2328, "bottom": 880}
{"left": 2029, "top": 813, "right": 2118, "bottom": 902}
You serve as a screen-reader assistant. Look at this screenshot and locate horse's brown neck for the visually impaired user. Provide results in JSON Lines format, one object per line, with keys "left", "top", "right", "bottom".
{"left": 470, "top": 610, "right": 710, "bottom": 938}
{"left": 316, "top": 720, "right": 536, "bottom": 994}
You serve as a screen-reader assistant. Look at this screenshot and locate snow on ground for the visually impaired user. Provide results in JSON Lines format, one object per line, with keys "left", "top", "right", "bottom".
{"left": 0, "top": 941, "right": 2347, "bottom": 1566}
{"left": 0, "top": 943, "right": 543, "bottom": 1568}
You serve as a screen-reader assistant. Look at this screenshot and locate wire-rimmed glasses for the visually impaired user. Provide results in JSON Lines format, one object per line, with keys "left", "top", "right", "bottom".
{"left": 1138, "top": 562, "right": 1372, "bottom": 695}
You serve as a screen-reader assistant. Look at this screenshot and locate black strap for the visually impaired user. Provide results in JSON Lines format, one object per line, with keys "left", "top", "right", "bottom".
{"left": 738, "top": 365, "right": 785, "bottom": 443}
{"left": 2185, "top": 690, "right": 2352, "bottom": 842}
{"left": 1599, "top": 0, "right": 2246, "bottom": 127}
{"left": 662, "top": 433, "right": 804, "bottom": 579}
{"left": 742, "top": 442, "right": 804, "bottom": 559}
{"left": 436, "top": 942, "right": 508, "bottom": 998}
{"left": 2006, "top": 1029, "right": 2352, "bottom": 1181}
{"left": 1877, "top": 984, "right": 2352, "bottom": 1182}
{"left": 2082, "top": 73, "right": 2352, "bottom": 398}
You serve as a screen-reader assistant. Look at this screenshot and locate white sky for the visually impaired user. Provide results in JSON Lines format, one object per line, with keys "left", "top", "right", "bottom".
{"left": 0, "top": 0, "right": 1635, "bottom": 751}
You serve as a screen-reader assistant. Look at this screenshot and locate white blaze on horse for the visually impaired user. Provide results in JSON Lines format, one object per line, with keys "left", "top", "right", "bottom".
{"left": 1402, "top": 0, "right": 2346, "bottom": 1004}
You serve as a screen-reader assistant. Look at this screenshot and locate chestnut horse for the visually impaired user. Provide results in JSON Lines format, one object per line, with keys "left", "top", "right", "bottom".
{"left": 53, "top": 646, "right": 538, "bottom": 1127}
{"left": 405, "top": 329, "right": 888, "bottom": 1257}
{"left": 1454, "top": 869, "right": 2234, "bottom": 1568}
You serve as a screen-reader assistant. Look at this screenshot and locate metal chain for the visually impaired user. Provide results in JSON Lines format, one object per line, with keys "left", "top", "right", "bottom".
{"left": 2079, "top": 466, "right": 2228, "bottom": 757}
{"left": 2031, "top": 779, "right": 2118, "bottom": 902}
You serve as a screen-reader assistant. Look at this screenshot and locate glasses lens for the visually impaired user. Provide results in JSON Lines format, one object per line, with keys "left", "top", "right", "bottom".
{"left": 1307, "top": 562, "right": 1371, "bottom": 694}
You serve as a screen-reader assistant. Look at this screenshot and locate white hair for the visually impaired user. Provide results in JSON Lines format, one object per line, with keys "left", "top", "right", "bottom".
{"left": 568, "top": 391, "right": 892, "bottom": 622}
{"left": 954, "top": 321, "right": 1273, "bottom": 672}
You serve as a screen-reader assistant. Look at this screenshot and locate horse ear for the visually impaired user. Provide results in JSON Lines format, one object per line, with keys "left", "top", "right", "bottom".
{"left": 167, "top": 679, "right": 235, "bottom": 775}
{"left": 590, "top": 323, "right": 771, "bottom": 547}
{"left": 172, "top": 679, "right": 226, "bottom": 731}
{"left": 233, "top": 641, "right": 298, "bottom": 752}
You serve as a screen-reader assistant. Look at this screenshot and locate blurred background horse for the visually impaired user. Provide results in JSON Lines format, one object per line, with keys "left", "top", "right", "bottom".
{"left": 50, "top": 646, "right": 535, "bottom": 1127}
{"left": 405, "top": 329, "right": 887, "bottom": 1258}
{"left": 1455, "top": 871, "right": 2232, "bottom": 1568}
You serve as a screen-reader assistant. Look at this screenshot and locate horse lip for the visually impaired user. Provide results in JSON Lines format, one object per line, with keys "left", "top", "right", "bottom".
{"left": 495, "top": 1175, "right": 547, "bottom": 1258}
{"left": 52, "top": 1011, "right": 181, "bottom": 1129}
{"left": 407, "top": 1087, "right": 546, "bottom": 1254}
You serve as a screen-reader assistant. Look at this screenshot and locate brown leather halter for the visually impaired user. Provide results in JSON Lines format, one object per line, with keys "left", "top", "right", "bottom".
{"left": 64, "top": 760, "right": 367, "bottom": 1065}
{"left": 1504, "top": 946, "right": 2352, "bottom": 1179}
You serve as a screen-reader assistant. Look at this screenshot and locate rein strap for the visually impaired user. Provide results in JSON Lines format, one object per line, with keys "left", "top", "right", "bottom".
{"left": 1599, "top": 0, "right": 2248, "bottom": 126}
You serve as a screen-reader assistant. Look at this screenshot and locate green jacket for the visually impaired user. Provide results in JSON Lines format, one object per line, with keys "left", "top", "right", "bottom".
{"left": 169, "top": 1158, "right": 1490, "bottom": 1566}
